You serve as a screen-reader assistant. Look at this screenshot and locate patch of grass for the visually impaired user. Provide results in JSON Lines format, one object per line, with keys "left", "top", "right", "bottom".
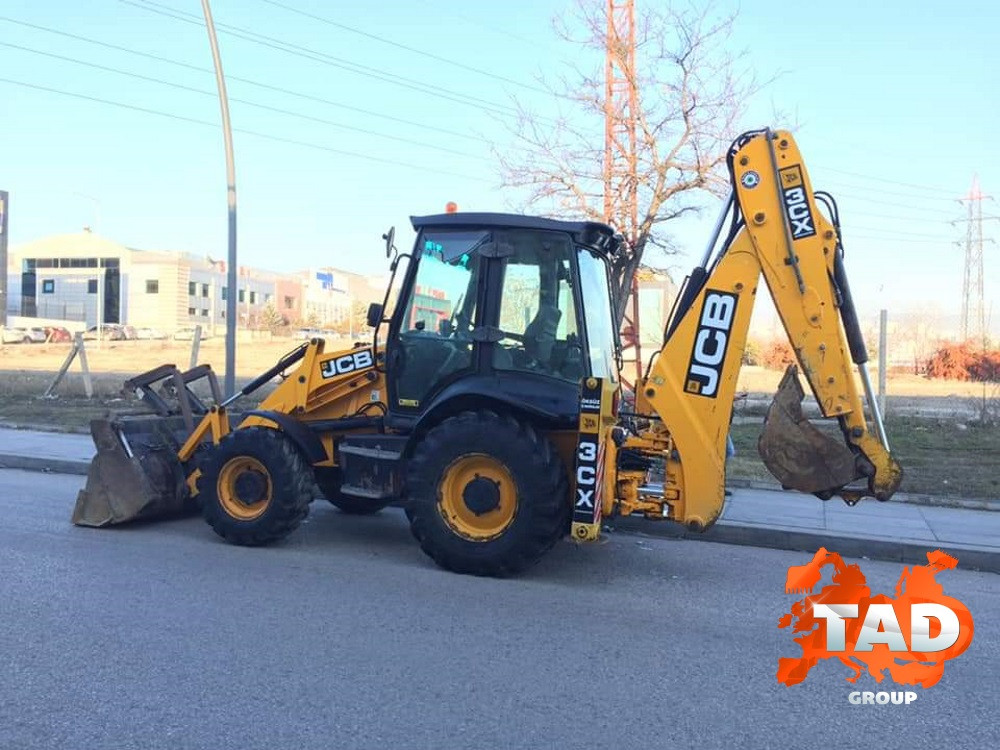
{"left": 728, "top": 416, "right": 1000, "bottom": 500}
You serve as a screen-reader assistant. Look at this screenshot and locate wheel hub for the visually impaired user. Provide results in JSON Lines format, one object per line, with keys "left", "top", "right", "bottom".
{"left": 234, "top": 470, "right": 268, "bottom": 505}
{"left": 462, "top": 476, "right": 501, "bottom": 516}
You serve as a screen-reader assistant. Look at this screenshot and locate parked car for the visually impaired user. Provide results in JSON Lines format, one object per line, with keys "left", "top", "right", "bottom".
{"left": 42, "top": 326, "right": 73, "bottom": 343}
{"left": 1, "top": 327, "right": 31, "bottom": 344}
{"left": 135, "top": 327, "right": 168, "bottom": 340}
{"left": 82, "top": 324, "right": 126, "bottom": 341}
{"left": 121, "top": 325, "right": 138, "bottom": 340}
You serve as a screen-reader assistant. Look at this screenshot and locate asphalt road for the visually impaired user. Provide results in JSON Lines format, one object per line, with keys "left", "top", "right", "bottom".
{"left": 1, "top": 469, "right": 996, "bottom": 750}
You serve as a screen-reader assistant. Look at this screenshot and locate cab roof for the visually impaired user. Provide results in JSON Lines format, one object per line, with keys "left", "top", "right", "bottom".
{"left": 410, "top": 212, "right": 620, "bottom": 256}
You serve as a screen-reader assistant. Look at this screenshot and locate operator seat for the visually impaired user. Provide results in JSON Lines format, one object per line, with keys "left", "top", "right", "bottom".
{"left": 523, "top": 304, "right": 561, "bottom": 371}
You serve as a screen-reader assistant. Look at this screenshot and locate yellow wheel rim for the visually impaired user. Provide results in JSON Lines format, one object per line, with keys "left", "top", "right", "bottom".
{"left": 217, "top": 456, "right": 272, "bottom": 521}
{"left": 437, "top": 454, "right": 518, "bottom": 541}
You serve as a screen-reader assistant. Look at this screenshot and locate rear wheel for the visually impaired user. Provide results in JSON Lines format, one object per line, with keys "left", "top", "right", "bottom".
{"left": 405, "top": 411, "right": 569, "bottom": 576}
{"left": 199, "top": 428, "right": 313, "bottom": 546}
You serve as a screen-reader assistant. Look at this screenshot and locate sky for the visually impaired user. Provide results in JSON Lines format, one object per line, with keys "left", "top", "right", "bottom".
{"left": 2, "top": 0, "right": 998, "bottom": 337}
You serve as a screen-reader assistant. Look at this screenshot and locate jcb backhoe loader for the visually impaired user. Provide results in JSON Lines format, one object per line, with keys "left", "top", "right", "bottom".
{"left": 73, "top": 128, "right": 902, "bottom": 576}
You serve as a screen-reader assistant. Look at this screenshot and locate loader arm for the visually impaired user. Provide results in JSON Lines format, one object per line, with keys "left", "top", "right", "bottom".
{"left": 625, "top": 129, "right": 902, "bottom": 530}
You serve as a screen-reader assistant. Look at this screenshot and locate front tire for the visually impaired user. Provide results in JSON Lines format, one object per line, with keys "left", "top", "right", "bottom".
{"left": 405, "top": 411, "right": 569, "bottom": 576}
{"left": 199, "top": 428, "right": 313, "bottom": 546}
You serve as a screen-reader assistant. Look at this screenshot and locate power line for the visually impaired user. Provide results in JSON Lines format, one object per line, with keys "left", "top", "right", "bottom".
{"left": 849, "top": 235, "right": 956, "bottom": 245}
{"left": 0, "top": 15, "right": 489, "bottom": 145}
{"left": 0, "top": 41, "right": 486, "bottom": 160}
{"left": 823, "top": 179, "right": 959, "bottom": 203}
{"left": 830, "top": 192, "right": 957, "bottom": 216}
{"left": 815, "top": 165, "right": 946, "bottom": 194}
{"left": 121, "top": 0, "right": 534, "bottom": 121}
{"left": 851, "top": 224, "right": 955, "bottom": 241}
{"left": 260, "top": 0, "right": 554, "bottom": 96}
{"left": 0, "top": 77, "right": 489, "bottom": 182}
{"left": 842, "top": 209, "right": 959, "bottom": 225}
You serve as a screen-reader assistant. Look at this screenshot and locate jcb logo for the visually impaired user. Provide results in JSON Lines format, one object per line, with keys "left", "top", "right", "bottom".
{"left": 685, "top": 291, "right": 736, "bottom": 398}
{"left": 779, "top": 165, "right": 816, "bottom": 240}
{"left": 320, "top": 349, "right": 374, "bottom": 379}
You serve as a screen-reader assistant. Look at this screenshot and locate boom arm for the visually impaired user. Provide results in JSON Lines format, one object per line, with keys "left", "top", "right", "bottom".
{"left": 620, "top": 129, "right": 902, "bottom": 531}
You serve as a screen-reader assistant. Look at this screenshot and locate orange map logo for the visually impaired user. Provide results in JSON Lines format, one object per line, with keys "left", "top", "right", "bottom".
{"left": 777, "top": 548, "right": 974, "bottom": 688}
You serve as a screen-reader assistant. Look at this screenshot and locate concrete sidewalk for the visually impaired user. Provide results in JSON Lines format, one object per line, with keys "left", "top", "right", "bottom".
{"left": 2, "top": 426, "right": 997, "bottom": 572}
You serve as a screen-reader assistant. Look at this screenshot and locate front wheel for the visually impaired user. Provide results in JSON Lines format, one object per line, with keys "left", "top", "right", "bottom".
{"left": 199, "top": 428, "right": 313, "bottom": 546}
{"left": 405, "top": 411, "right": 569, "bottom": 576}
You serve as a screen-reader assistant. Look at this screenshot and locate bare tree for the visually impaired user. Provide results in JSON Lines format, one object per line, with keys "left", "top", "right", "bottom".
{"left": 497, "top": 0, "right": 761, "bottom": 323}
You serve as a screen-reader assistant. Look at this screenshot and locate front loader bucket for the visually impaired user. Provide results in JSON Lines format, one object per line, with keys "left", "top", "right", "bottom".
{"left": 72, "top": 417, "right": 192, "bottom": 527}
{"left": 757, "top": 366, "right": 861, "bottom": 496}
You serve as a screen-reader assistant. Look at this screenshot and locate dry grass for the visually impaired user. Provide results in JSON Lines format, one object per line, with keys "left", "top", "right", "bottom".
{"left": 728, "top": 417, "right": 1000, "bottom": 500}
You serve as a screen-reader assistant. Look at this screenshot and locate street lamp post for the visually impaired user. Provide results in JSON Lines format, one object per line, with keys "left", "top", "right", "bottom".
{"left": 74, "top": 192, "right": 102, "bottom": 347}
{"left": 200, "top": 0, "right": 238, "bottom": 398}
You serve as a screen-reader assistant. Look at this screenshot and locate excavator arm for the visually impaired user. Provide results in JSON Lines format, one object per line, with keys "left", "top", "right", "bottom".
{"left": 605, "top": 129, "right": 902, "bottom": 533}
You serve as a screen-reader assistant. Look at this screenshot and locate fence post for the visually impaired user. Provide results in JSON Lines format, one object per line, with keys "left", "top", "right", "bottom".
{"left": 76, "top": 333, "right": 93, "bottom": 398}
{"left": 878, "top": 309, "right": 888, "bottom": 417}
{"left": 45, "top": 332, "right": 93, "bottom": 398}
{"left": 190, "top": 324, "right": 203, "bottom": 369}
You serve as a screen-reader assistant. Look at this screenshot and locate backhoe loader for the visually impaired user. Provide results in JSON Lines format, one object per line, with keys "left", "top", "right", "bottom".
{"left": 73, "top": 128, "right": 902, "bottom": 576}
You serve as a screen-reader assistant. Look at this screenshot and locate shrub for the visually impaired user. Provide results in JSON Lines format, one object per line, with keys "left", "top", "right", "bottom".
{"left": 761, "top": 340, "right": 796, "bottom": 370}
{"left": 925, "top": 343, "right": 1000, "bottom": 381}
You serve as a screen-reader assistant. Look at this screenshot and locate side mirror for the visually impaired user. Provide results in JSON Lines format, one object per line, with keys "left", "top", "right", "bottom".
{"left": 366, "top": 302, "right": 384, "bottom": 328}
{"left": 382, "top": 226, "right": 396, "bottom": 259}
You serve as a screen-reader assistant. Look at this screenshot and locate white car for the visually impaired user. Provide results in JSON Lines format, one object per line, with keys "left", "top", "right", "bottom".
{"left": 1, "top": 327, "right": 45, "bottom": 344}
{"left": 136, "top": 327, "right": 168, "bottom": 340}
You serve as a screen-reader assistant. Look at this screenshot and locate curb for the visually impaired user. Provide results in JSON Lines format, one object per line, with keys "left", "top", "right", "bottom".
{"left": 0, "top": 454, "right": 90, "bottom": 476}
{"left": 607, "top": 516, "right": 1000, "bottom": 574}
{"left": 726, "top": 477, "right": 1000, "bottom": 512}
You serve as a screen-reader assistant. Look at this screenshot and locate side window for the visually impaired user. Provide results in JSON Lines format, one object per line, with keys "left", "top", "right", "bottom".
{"left": 493, "top": 231, "right": 582, "bottom": 382}
{"left": 394, "top": 230, "right": 487, "bottom": 407}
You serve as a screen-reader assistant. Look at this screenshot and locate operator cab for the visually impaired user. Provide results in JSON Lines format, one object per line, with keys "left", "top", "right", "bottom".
{"left": 381, "top": 213, "right": 620, "bottom": 428}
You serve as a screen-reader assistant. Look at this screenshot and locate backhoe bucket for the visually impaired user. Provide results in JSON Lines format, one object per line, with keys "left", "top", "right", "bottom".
{"left": 72, "top": 416, "right": 192, "bottom": 527}
{"left": 757, "top": 365, "right": 861, "bottom": 495}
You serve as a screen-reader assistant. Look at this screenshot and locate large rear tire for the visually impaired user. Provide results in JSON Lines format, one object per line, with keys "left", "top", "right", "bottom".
{"left": 199, "top": 428, "right": 313, "bottom": 546}
{"left": 405, "top": 411, "right": 569, "bottom": 576}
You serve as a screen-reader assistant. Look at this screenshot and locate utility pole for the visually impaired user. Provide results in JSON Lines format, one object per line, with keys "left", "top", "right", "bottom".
{"left": 603, "top": 0, "right": 642, "bottom": 385}
{"left": 956, "top": 175, "right": 999, "bottom": 348}
{"left": 0, "top": 190, "right": 8, "bottom": 328}
{"left": 75, "top": 193, "right": 103, "bottom": 345}
{"left": 201, "top": 0, "right": 238, "bottom": 397}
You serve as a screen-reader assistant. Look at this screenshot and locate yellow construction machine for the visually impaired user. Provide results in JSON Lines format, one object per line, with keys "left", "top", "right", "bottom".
{"left": 73, "top": 128, "right": 902, "bottom": 575}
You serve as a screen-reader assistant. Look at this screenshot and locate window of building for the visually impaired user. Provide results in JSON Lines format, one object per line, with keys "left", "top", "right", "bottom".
{"left": 201, "top": 283, "right": 209, "bottom": 298}
{"left": 264, "top": 293, "right": 272, "bottom": 304}
{"left": 146, "top": 280, "right": 159, "bottom": 294}
{"left": 220, "top": 311, "right": 226, "bottom": 319}
{"left": 284, "top": 295, "right": 295, "bottom": 309}
{"left": 249, "top": 291, "right": 257, "bottom": 305}
{"left": 238, "top": 289, "right": 245, "bottom": 303}
{"left": 36, "top": 259, "right": 55, "bottom": 269}
{"left": 42, "top": 279, "right": 55, "bottom": 294}
{"left": 188, "top": 307, "right": 196, "bottom": 316}
{"left": 188, "top": 281, "right": 197, "bottom": 296}
{"left": 221, "top": 287, "right": 228, "bottom": 301}
{"left": 200, "top": 308, "right": 209, "bottom": 317}
{"left": 87, "top": 279, "right": 98, "bottom": 294}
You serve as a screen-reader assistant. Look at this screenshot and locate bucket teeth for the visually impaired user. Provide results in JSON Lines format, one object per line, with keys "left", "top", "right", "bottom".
{"left": 757, "top": 366, "right": 861, "bottom": 496}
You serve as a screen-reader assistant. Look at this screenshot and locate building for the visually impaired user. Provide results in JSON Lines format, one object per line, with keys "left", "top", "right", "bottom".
{"left": 4, "top": 230, "right": 386, "bottom": 335}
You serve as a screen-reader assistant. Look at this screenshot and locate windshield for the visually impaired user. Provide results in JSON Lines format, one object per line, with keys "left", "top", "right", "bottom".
{"left": 577, "top": 248, "right": 618, "bottom": 382}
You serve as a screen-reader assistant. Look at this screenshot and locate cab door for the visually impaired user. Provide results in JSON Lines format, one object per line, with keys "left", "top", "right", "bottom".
{"left": 386, "top": 228, "right": 490, "bottom": 412}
